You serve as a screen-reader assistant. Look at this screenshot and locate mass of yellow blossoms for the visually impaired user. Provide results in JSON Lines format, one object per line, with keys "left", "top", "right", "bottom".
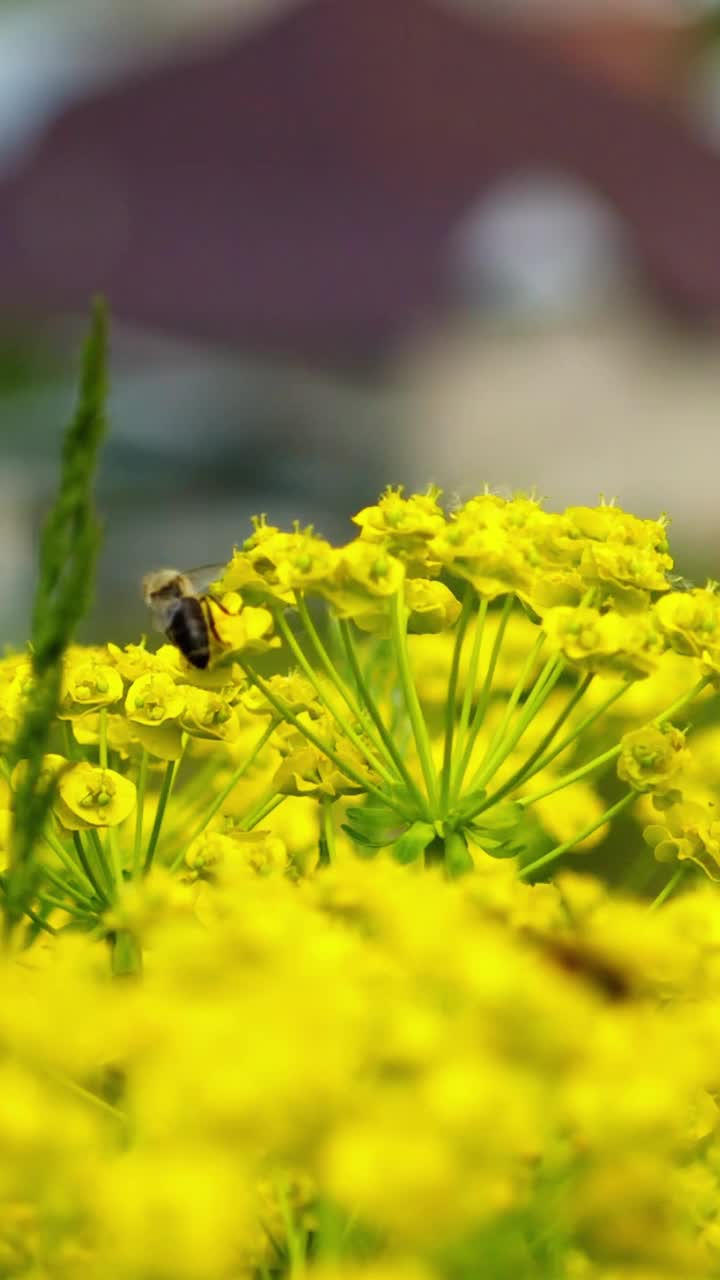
{"left": 4, "top": 488, "right": 720, "bottom": 1277}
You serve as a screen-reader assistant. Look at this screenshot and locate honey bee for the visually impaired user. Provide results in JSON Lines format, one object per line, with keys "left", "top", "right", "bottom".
{"left": 142, "top": 566, "right": 226, "bottom": 669}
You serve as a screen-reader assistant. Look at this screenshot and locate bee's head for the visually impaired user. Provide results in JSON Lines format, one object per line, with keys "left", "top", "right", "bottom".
{"left": 142, "top": 569, "right": 189, "bottom": 607}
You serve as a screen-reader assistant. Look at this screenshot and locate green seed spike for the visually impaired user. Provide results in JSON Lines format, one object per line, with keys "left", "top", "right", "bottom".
{"left": 5, "top": 299, "right": 109, "bottom": 940}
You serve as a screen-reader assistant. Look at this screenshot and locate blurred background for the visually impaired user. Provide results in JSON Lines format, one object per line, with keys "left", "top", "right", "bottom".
{"left": 2, "top": 0, "right": 720, "bottom": 644}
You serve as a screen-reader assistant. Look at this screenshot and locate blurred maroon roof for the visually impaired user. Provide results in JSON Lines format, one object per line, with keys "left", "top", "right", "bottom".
{"left": 3, "top": 0, "right": 720, "bottom": 358}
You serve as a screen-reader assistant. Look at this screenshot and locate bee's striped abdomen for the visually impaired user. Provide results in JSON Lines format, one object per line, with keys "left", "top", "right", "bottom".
{"left": 166, "top": 597, "right": 210, "bottom": 669}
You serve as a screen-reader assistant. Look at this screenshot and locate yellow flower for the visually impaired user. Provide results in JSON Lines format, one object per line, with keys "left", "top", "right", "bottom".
{"left": 335, "top": 542, "right": 406, "bottom": 598}
{"left": 208, "top": 600, "right": 278, "bottom": 657}
{"left": 544, "top": 606, "right": 665, "bottom": 678}
{"left": 617, "top": 724, "right": 688, "bottom": 793}
{"left": 405, "top": 579, "right": 461, "bottom": 633}
{"left": 125, "top": 672, "right": 185, "bottom": 725}
{"left": 179, "top": 687, "right": 240, "bottom": 742}
{"left": 185, "top": 828, "right": 287, "bottom": 881}
{"left": 353, "top": 485, "right": 446, "bottom": 575}
{"left": 11, "top": 752, "right": 69, "bottom": 793}
{"left": 654, "top": 587, "right": 720, "bottom": 660}
{"left": 429, "top": 500, "right": 536, "bottom": 601}
{"left": 644, "top": 795, "right": 720, "bottom": 880}
{"left": 55, "top": 763, "right": 136, "bottom": 829}
{"left": 59, "top": 658, "right": 124, "bottom": 719}
{"left": 107, "top": 640, "right": 183, "bottom": 682}
{"left": 241, "top": 672, "right": 321, "bottom": 720}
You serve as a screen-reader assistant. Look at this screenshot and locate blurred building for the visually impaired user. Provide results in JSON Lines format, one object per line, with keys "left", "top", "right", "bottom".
{"left": 2, "top": 0, "right": 720, "bottom": 641}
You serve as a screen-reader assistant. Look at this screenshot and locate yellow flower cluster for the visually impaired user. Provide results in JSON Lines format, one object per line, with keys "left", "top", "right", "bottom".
{"left": 214, "top": 490, "right": 674, "bottom": 629}
{"left": 0, "top": 861, "right": 720, "bottom": 1277}
{"left": 2, "top": 486, "right": 720, "bottom": 1276}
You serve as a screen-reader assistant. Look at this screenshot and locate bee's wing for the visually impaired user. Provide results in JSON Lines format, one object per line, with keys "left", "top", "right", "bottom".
{"left": 181, "top": 564, "right": 229, "bottom": 596}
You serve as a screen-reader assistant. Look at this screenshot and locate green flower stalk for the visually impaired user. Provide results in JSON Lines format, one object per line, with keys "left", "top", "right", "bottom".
{"left": 4, "top": 299, "right": 108, "bottom": 940}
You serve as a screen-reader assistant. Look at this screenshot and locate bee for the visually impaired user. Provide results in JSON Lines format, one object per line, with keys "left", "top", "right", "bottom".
{"left": 142, "top": 566, "right": 227, "bottom": 669}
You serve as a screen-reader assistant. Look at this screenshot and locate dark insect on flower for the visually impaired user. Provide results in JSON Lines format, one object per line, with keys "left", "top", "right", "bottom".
{"left": 142, "top": 566, "right": 227, "bottom": 669}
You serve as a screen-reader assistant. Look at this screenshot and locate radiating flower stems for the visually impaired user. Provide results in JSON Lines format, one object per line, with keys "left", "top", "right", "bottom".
{"left": 338, "top": 618, "right": 429, "bottom": 816}
{"left": 513, "top": 676, "right": 634, "bottom": 793}
{"left": 453, "top": 596, "right": 488, "bottom": 775}
{"left": 461, "top": 672, "right": 596, "bottom": 820}
{"left": 390, "top": 591, "right": 439, "bottom": 811}
{"left": 143, "top": 756, "right": 180, "bottom": 875}
{"left": 517, "top": 743, "right": 624, "bottom": 810}
{"left": 0, "top": 875, "right": 57, "bottom": 935}
{"left": 451, "top": 594, "right": 514, "bottom": 798}
{"left": 440, "top": 587, "right": 475, "bottom": 814}
{"left": 295, "top": 595, "right": 368, "bottom": 727}
{"left": 463, "top": 636, "right": 551, "bottom": 799}
{"left": 518, "top": 792, "right": 635, "bottom": 880}
{"left": 132, "top": 748, "right": 149, "bottom": 877}
{"left": 72, "top": 831, "right": 106, "bottom": 902}
{"left": 238, "top": 661, "right": 415, "bottom": 820}
{"left": 168, "top": 722, "right": 277, "bottom": 872}
{"left": 41, "top": 860, "right": 97, "bottom": 911}
{"left": 648, "top": 866, "right": 687, "bottom": 911}
{"left": 275, "top": 610, "right": 399, "bottom": 790}
{"left": 88, "top": 828, "right": 114, "bottom": 898}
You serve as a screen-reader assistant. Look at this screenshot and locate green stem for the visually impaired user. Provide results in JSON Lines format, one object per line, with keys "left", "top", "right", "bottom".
{"left": 464, "top": 673, "right": 594, "bottom": 820}
{"left": 517, "top": 676, "right": 633, "bottom": 787}
{"left": 319, "top": 796, "right": 336, "bottom": 866}
{"left": 338, "top": 619, "right": 428, "bottom": 815}
{"left": 41, "top": 861, "right": 98, "bottom": 910}
{"left": 88, "top": 828, "right": 114, "bottom": 898}
{"left": 132, "top": 748, "right": 148, "bottom": 877}
{"left": 452, "top": 598, "right": 488, "bottom": 787}
{"left": 107, "top": 826, "right": 124, "bottom": 891}
{"left": 518, "top": 792, "right": 635, "bottom": 880}
{"left": 41, "top": 1063, "right": 126, "bottom": 1127}
{"left": 389, "top": 591, "right": 439, "bottom": 810}
{"left": 295, "top": 595, "right": 369, "bottom": 726}
{"left": 62, "top": 720, "right": 79, "bottom": 761}
{"left": 519, "top": 675, "right": 709, "bottom": 811}
{"left": 111, "top": 929, "right": 142, "bottom": 977}
{"left": 237, "top": 663, "right": 414, "bottom": 819}
{"left": 143, "top": 758, "right": 178, "bottom": 875}
{"left": 517, "top": 742, "right": 623, "bottom": 809}
{"left": 451, "top": 594, "right": 514, "bottom": 796}
{"left": 464, "top": 630, "right": 547, "bottom": 796}
{"left": 41, "top": 826, "right": 97, "bottom": 898}
{"left": 240, "top": 792, "right": 286, "bottom": 831}
{"left": 0, "top": 876, "right": 57, "bottom": 935}
{"left": 501, "top": 673, "right": 593, "bottom": 792}
{"left": 468, "top": 649, "right": 562, "bottom": 794}
{"left": 72, "top": 832, "right": 107, "bottom": 902}
{"left": 35, "top": 890, "right": 95, "bottom": 919}
{"left": 168, "top": 723, "right": 276, "bottom": 872}
{"left": 647, "top": 865, "right": 687, "bottom": 911}
{"left": 276, "top": 610, "right": 398, "bottom": 788}
{"left": 98, "top": 707, "right": 108, "bottom": 769}
{"left": 440, "top": 587, "right": 475, "bottom": 814}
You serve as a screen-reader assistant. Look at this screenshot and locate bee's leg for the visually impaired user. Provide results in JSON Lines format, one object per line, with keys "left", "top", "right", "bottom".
{"left": 206, "top": 592, "right": 232, "bottom": 615}
{"left": 203, "top": 598, "right": 225, "bottom": 645}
